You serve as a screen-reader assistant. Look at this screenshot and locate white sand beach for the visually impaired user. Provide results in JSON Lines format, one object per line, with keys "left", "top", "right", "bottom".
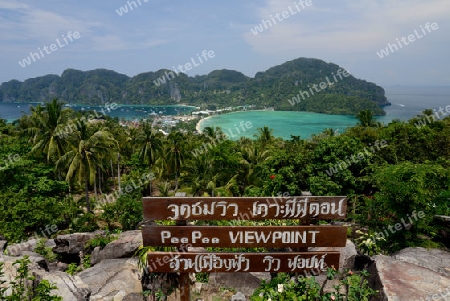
{"left": 195, "top": 115, "right": 214, "bottom": 133}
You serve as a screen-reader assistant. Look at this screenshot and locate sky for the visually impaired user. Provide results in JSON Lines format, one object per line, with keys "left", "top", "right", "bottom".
{"left": 0, "top": 0, "right": 449, "bottom": 87}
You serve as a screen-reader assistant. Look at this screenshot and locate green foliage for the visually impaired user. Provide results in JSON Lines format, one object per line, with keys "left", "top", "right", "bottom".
{"left": 1, "top": 94, "right": 449, "bottom": 261}
{"left": 342, "top": 270, "right": 377, "bottom": 301}
{"left": 195, "top": 272, "right": 209, "bottom": 283}
{"left": 82, "top": 255, "right": 91, "bottom": 270}
{"left": 0, "top": 159, "right": 69, "bottom": 242}
{"left": 365, "top": 162, "right": 450, "bottom": 252}
{"left": 251, "top": 269, "right": 377, "bottom": 301}
{"left": 0, "top": 257, "right": 62, "bottom": 301}
{"left": 354, "top": 230, "right": 385, "bottom": 256}
{"left": 34, "top": 239, "right": 58, "bottom": 262}
{"left": 69, "top": 211, "right": 99, "bottom": 233}
{"left": 100, "top": 192, "right": 143, "bottom": 230}
{"left": 85, "top": 229, "right": 120, "bottom": 251}
{"left": 31, "top": 280, "right": 62, "bottom": 301}
{"left": 65, "top": 263, "right": 79, "bottom": 276}
{"left": 0, "top": 263, "right": 7, "bottom": 298}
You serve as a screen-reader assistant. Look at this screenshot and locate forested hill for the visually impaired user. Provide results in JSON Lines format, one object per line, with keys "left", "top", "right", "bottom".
{"left": 0, "top": 58, "right": 389, "bottom": 115}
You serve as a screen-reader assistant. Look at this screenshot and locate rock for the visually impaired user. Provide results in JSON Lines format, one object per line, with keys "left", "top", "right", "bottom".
{"left": 208, "top": 272, "right": 270, "bottom": 296}
{"left": 310, "top": 239, "right": 357, "bottom": 271}
{"left": 33, "top": 270, "right": 91, "bottom": 301}
{"left": 0, "top": 240, "right": 6, "bottom": 252}
{"left": 90, "top": 230, "right": 142, "bottom": 265}
{"left": 48, "top": 261, "right": 69, "bottom": 272}
{"left": 45, "top": 239, "right": 56, "bottom": 249}
{"left": 1, "top": 254, "right": 90, "bottom": 300}
{"left": 393, "top": 247, "right": 450, "bottom": 277}
{"left": 194, "top": 282, "right": 204, "bottom": 293}
{"left": 53, "top": 232, "right": 99, "bottom": 255}
{"left": 5, "top": 239, "right": 37, "bottom": 256}
{"left": 368, "top": 254, "right": 450, "bottom": 300}
{"left": 20, "top": 251, "right": 48, "bottom": 270}
{"left": 78, "top": 258, "right": 142, "bottom": 300}
{"left": 90, "top": 246, "right": 101, "bottom": 264}
{"left": 123, "top": 293, "right": 146, "bottom": 301}
{"left": 231, "top": 292, "right": 246, "bottom": 301}
{"left": 0, "top": 255, "right": 40, "bottom": 294}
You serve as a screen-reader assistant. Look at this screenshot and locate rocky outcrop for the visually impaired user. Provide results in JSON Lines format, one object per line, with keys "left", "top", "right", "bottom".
{"left": 5, "top": 238, "right": 38, "bottom": 256}
{"left": 0, "top": 240, "right": 6, "bottom": 253}
{"left": 33, "top": 270, "right": 91, "bottom": 301}
{"left": 78, "top": 258, "right": 142, "bottom": 300}
{"left": 20, "top": 251, "right": 48, "bottom": 270}
{"left": 53, "top": 232, "right": 103, "bottom": 255}
{"left": 90, "top": 230, "right": 142, "bottom": 265}
{"left": 4, "top": 230, "right": 450, "bottom": 301}
{"left": 1, "top": 255, "right": 90, "bottom": 300}
{"left": 393, "top": 247, "right": 450, "bottom": 277}
{"left": 368, "top": 248, "right": 450, "bottom": 300}
{"left": 208, "top": 272, "right": 270, "bottom": 296}
{"left": 0, "top": 255, "right": 39, "bottom": 295}
{"left": 310, "top": 239, "right": 358, "bottom": 271}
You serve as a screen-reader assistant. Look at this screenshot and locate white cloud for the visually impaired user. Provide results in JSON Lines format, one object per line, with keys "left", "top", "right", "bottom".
{"left": 0, "top": 0, "right": 28, "bottom": 9}
{"left": 91, "top": 35, "right": 169, "bottom": 51}
{"left": 243, "top": 0, "right": 450, "bottom": 56}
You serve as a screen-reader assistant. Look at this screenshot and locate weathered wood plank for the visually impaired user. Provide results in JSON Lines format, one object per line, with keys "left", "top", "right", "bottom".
{"left": 142, "top": 225, "right": 347, "bottom": 248}
{"left": 146, "top": 252, "right": 340, "bottom": 273}
{"left": 143, "top": 196, "right": 347, "bottom": 220}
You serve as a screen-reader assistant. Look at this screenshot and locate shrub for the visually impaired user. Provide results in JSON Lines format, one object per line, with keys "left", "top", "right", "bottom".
{"left": 0, "top": 256, "right": 62, "bottom": 300}
{"left": 251, "top": 268, "right": 377, "bottom": 301}
{"left": 100, "top": 192, "right": 143, "bottom": 231}
{"left": 34, "top": 238, "right": 58, "bottom": 262}
{"left": 85, "top": 229, "right": 121, "bottom": 251}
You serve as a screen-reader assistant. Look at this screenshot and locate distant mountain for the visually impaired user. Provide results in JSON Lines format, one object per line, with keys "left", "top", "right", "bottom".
{"left": 0, "top": 58, "right": 390, "bottom": 115}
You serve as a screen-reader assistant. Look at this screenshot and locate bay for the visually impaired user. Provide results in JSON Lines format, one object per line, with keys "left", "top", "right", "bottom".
{"left": 0, "top": 103, "right": 196, "bottom": 123}
{"left": 199, "top": 86, "right": 450, "bottom": 140}
{"left": 1, "top": 86, "right": 449, "bottom": 139}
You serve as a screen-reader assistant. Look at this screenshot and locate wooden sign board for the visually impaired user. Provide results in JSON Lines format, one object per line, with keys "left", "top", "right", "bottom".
{"left": 147, "top": 252, "right": 340, "bottom": 273}
{"left": 142, "top": 225, "right": 347, "bottom": 248}
{"left": 143, "top": 196, "right": 347, "bottom": 221}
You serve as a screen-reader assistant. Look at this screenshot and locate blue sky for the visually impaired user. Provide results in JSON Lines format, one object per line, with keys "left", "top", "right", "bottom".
{"left": 0, "top": 0, "right": 449, "bottom": 87}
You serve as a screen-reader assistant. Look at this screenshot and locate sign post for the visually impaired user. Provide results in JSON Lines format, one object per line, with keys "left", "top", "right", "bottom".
{"left": 141, "top": 196, "right": 347, "bottom": 301}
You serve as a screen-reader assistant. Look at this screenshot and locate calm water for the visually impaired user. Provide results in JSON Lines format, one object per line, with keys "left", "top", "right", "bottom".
{"left": 1, "top": 86, "right": 449, "bottom": 139}
{"left": 200, "top": 86, "right": 450, "bottom": 139}
{"left": 0, "top": 104, "right": 196, "bottom": 123}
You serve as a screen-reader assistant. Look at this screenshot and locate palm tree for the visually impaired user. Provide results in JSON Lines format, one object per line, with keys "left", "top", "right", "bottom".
{"left": 183, "top": 152, "right": 216, "bottom": 196}
{"left": 255, "top": 126, "right": 274, "bottom": 146}
{"left": 28, "top": 98, "right": 71, "bottom": 163}
{"left": 240, "top": 143, "right": 272, "bottom": 187}
{"left": 136, "top": 121, "right": 162, "bottom": 195}
{"left": 356, "top": 110, "right": 377, "bottom": 127}
{"left": 202, "top": 126, "right": 216, "bottom": 140}
{"left": 56, "top": 120, "right": 117, "bottom": 212}
{"left": 166, "top": 131, "right": 186, "bottom": 191}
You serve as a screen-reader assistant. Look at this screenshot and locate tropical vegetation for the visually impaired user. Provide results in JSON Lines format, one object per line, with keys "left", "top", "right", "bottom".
{"left": 0, "top": 99, "right": 449, "bottom": 298}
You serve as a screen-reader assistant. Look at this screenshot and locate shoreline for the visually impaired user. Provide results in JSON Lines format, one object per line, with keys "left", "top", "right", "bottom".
{"left": 194, "top": 108, "right": 271, "bottom": 133}
{"left": 196, "top": 115, "right": 214, "bottom": 133}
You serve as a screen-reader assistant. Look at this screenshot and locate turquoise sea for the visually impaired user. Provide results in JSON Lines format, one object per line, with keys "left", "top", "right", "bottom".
{"left": 199, "top": 86, "right": 450, "bottom": 139}
{"left": 0, "top": 86, "right": 449, "bottom": 139}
